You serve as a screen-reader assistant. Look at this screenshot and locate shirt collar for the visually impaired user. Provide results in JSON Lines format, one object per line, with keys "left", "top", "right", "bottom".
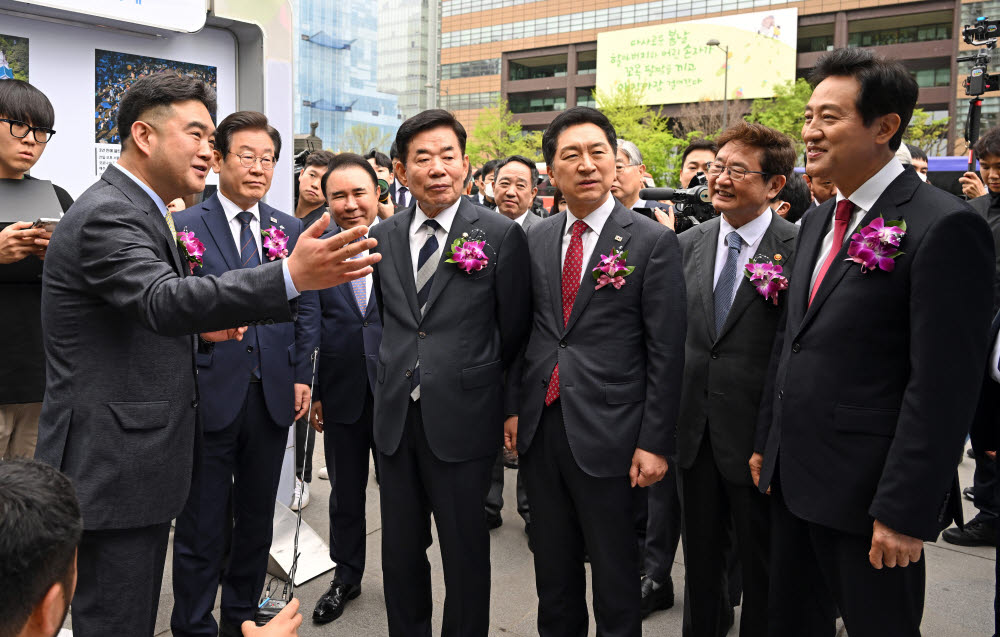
{"left": 512, "top": 210, "right": 530, "bottom": 226}
{"left": 835, "top": 158, "right": 904, "bottom": 213}
{"left": 218, "top": 191, "right": 261, "bottom": 222}
{"left": 412, "top": 197, "right": 460, "bottom": 237}
{"left": 566, "top": 193, "right": 615, "bottom": 237}
{"left": 113, "top": 162, "right": 169, "bottom": 218}
{"left": 719, "top": 207, "right": 772, "bottom": 248}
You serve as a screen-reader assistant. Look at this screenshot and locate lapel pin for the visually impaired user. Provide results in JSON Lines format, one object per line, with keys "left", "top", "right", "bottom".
{"left": 774, "top": 254, "right": 783, "bottom": 261}
{"left": 462, "top": 232, "right": 469, "bottom": 238}
{"left": 269, "top": 217, "right": 277, "bottom": 224}
{"left": 615, "top": 235, "right": 623, "bottom": 242}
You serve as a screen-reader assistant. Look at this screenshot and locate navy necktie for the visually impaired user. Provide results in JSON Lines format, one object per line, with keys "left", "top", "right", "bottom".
{"left": 237, "top": 211, "right": 260, "bottom": 268}
{"left": 714, "top": 230, "right": 743, "bottom": 335}
{"left": 411, "top": 218, "right": 442, "bottom": 400}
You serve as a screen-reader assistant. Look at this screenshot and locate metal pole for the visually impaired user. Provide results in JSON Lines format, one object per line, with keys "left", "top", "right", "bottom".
{"left": 722, "top": 45, "right": 729, "bottom": 129}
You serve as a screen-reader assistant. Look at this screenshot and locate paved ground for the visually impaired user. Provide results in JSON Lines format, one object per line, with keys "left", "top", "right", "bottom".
{"left": 65, "top": 442, "right": 996, "bottom": 636}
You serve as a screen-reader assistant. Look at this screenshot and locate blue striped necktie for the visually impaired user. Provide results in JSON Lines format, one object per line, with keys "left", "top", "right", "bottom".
{"left": 237, "top": 211, "right": 260, "bottom": 268}
{"left": 411, "top": 218, "right": 442, "bottom": 400}
{"left": 714, "top": 230, "right": 743, "bottom": 336}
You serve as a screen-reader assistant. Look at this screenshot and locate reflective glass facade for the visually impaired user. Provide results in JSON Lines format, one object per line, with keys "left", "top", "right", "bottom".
{"left": 377, "top": 0, "right": 438, "bottom": 119}
{"left": 296, "top": 0, "right": 401, "bottom": 151}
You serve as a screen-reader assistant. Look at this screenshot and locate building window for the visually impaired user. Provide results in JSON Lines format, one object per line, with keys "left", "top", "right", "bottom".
{"left": 509, "top": 54, "right": 568, "bottom": 81}
{"left": 911, "top": 67, "right": 951, "bottom": 88}
{"left": 509, "top": 91, "right": 567, "bottom": 113}
{"left": 576, "top": 87, "right": 596, "bottom": 107}
{"left": 440, "top": 91, "right": 501, "bottom": 110}
{"left": 847, "top": 23, "right": 951, "bottom": 48}
{"left": 577, "top": 50, "right": 597, "bottom": 75}
{"left": 441, "top": 58, "right": 502, "bottom": 80}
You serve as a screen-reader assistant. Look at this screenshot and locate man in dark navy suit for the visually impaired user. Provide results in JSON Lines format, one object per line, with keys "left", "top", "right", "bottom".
{"left": 308, "top": 153, "right": 384, "bottom": 624}
{"left": 170, "top": 111, "right": 319, "bottom": 637}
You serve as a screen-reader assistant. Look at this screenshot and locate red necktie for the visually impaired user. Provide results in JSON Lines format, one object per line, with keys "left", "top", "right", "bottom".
{"left": 545, "top": 220, "right": 588, "bottom": 406}
{"left": 809, "top": 199, "right": 853, "bottom": 306}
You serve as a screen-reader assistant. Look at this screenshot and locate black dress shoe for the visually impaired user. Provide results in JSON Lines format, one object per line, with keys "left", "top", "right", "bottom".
{"left": 942, "top": 518, "right": 999, "bottom": 547}
{"left": 486, "top": 512, "right": 503, "bottom": 529}
{"left": 964, "top": 486, "right": 976, "bottom": 502}
{"left": 640, "top": 576, "right": 674, "bottom": 619}
{"left": 313, "top": 580, "right": 361, "bottom": 624}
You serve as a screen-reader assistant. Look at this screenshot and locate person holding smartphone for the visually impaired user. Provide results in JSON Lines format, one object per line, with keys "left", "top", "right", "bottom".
{"left": 0, "top": 79, "right": 73, "bottom": 460}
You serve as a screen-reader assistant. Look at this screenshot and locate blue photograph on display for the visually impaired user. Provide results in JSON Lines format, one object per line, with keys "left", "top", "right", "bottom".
{"left": 95, "top": 49, "right": 217, "bottom": 144}
{"left": 0, "top": 34, "right": 29, "bottom": 81}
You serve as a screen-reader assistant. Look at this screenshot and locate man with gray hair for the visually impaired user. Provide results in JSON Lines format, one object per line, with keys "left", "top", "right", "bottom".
{"left": 612, "top": 140, "right": 656, "bottom": 211}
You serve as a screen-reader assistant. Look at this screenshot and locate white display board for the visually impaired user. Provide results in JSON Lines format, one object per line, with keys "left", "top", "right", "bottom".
{"left": 13, "top": 0, "right": 208, "bottom": 33}
{"left": 2, "top": 12, "right": 237, "bottom": 198}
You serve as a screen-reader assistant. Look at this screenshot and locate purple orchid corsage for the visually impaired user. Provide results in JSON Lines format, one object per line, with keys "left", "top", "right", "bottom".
{"left": 445, "top": 234, "right": 489, "bottom": 274}
{"left": 176, "top": 229, "right": 205, "bottom": 274}
{"left": 845, "top": 216, "right": 906, "bottom": 273}
{"left": 261, "top": 226, "right": 289, "bottom": 261}
{"left": 592, "top": 247, "right": 635, "bottom": 290}
{"left": 744, "top": 255, "right": 788, "bottom": 305}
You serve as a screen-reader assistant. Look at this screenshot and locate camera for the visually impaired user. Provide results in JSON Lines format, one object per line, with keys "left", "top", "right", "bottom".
{"left": 639, "top": 172, "right": 717, "bottom": 233}
{"left": 959, "top": 18, "right": 1000, "bottom": 97}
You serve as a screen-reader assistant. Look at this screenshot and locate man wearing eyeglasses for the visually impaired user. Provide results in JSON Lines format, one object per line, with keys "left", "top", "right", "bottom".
{"left": 0, "top": 80, "right": 72, "bottom": 463}
{"left": 170, "top": 111, "right": 320, "bottom": 637}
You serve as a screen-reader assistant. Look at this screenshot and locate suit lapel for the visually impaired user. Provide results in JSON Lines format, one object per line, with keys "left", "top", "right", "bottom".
{"left": 564, "top": 204, "right": 633, "bottom": 335}
{"left": 692, "top": 222, "right": 719, "bottom": 341}
{"left": 547, "top": 213, "right": 567, "bottom": 326}
{"left": 422, "top": 199, "right": 479, "bottom": 318}
{"left": 797, "top": 171, "right": 918, "bottom": 336}
{"left": 388, "top": 209, "right": 421, "bottom": 322}
{"left": 717, "top": 219, "right": 788, "bottom": 341}
{"left": 789, "top": 199, "right": 833, "bottom": 322}
{"left": 202, "top": 198, "right": 240, "bottom": 270}
{"left": 102, "top": 166, "right": 185, "bottom": 275}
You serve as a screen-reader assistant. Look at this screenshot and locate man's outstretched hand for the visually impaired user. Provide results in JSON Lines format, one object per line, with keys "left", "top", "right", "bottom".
{"left": 286, "top": 213, "right": 381, "bottom": 292}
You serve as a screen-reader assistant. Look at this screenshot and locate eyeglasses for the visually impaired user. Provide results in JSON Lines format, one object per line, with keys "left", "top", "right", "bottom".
{"left": 706, "top": 162, "right": 769, "bottom": 182}
{"left": 1, "top": 118, "right": 56, "bottom": 143}
{"left": 229, "top": 152, "right": 275, "bottom": 171}
{"left": 615, "top": 162, "right": 641, "bottom": 174}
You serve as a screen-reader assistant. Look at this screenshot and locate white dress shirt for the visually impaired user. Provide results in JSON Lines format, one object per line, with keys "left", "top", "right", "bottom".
{"left": 409, "top": 197, "right": 460, "bottom": 279}
{"left": 562, "top": 194, "right": 615, "bottom": 285}
{"left": 218, "top": 192, "right": 262, "bottom": 260}
{"left": 990, "top": 328, "right": 1000, "bottom": 384}
{"left": 809, "top": 159, "right": 904, "bottom": 291}
{"left": 712, "top": 209, "right": 773, "bottom": 310}
{"left": 512, "top": 210, "right": 530, "bottom": 226}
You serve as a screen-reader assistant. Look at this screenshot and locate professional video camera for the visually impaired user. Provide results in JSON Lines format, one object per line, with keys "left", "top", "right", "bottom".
{"left": 639, "top": 172, "right": 716, "bottom": 233}
{"left": 959, "top": 17, "right": 1000, "bottom": 172}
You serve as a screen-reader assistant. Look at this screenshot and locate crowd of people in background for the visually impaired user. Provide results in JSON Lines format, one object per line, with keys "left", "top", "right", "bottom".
{"left": 3, "top": 44, "right": 1000, "bottom": 637}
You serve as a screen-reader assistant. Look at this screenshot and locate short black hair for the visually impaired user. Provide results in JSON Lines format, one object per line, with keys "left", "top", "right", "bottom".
{"left": 394, "top": 109, "right": 466, "bottom": 165}
{"left": 542, "top": 106, "right": 617, "bottom": 167}
{"left": 808, "top": 48, "right": 918, "bottom": 152}
{"left": 906, "top": 143, "right": 927, "bottom": 163}
{"left": 0, "top": 79, "right": 54, "bottom": 129}
{"left": 321, "top": 152, "right": 380, "bottom": 196}
{"left": 495, "top": 155, "right": 540, "bottom": 189}
{"left": 482, "top": 159, "right": 499, "bottom": 179}
{"left": 777, "top": 172, "right": 812, "bottom": 224}
{"left": 473, "top": 168, "right": 482, "bottom": 180}
{"left": 716, "top": 121, "right": 797, "bottom": 179}
{"left": 304, "top": 149, "right": 335, "bottom": 169}
{"left": 681, "top": 138, "right": 718, "bottom": 165}
{"left": 465, "top": 165, "right": 474, "bottom": 188}
{"left": 117, "top": 72, "right": 216, "bottom": 146}
{"left": 389, "top": 139, "right": 400, "bottom": 161}
{"left": 0, "top": 460, "right": 82, "bottom": 637}
{"left": 364, "top": 149, "right": 392, "bottom": 171}
{"left": 975, "top": 126, "right": 1000, "bottom": 160}
{"left": 213, "top": 110, "right": 282, "bottom": 162}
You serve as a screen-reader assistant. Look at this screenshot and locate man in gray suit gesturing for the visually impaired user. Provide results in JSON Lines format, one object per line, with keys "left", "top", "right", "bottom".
{"left": 36, "top": 73, "right": 380, "bottom": 636}
{"left": 513, "top": 106, "right": 686, "bottom": 636}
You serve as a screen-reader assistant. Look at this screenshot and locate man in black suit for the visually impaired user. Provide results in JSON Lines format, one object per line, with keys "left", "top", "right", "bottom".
{"left": 484, "top": 154, "right": 539, "bottom": 535}
{"left": 0, "top": 80, "right": 73, "bottom": 461}
{"left": 678, "top": 121, "right": 798, "bottom": 637}
{"left": 753, "top": 48, "right": 994, "bottom": 636}
{"left": 35, "top": 73, "right": 380, "bottom": 636}
{"left": 370, "top": 109, "right": 532, "bottom": 636}
{"left": 478, "top": 158, "right": 499, "bottom": 210}
{"left": 514, "top": 106, "right": 686, "bottom": 636}
{"left": 387, "top": 142, "right": 412, "bottom": 210}
{"left": 309, "top": 153, "right": 385, "bottom": 624}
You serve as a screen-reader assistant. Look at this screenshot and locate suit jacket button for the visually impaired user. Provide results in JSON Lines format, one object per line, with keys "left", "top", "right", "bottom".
{"left": 710, "top": 350, "right": 719, "bottom": 359}
{"left": 418, "top": 331, "right": 426, "bottom": 339}
{"left": 405, "top": 370, "right": 412, "bottom": 378}
{"left": 363, "top": 321, "right": 369, "bottom": 327}
{"left": 792, "top": 342, "right": 801, "bottom": 353}
{"left": 559, "top": 340, "right": 567, "bottom": 348}
{"left": 191, "top": 400, "right": 199, "bottom": 408}
{"left": 247, "top": 345, "right": 254, "bottom": 353}
{"left": 778, "top": 390, "right": 784, "bottom": 400}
